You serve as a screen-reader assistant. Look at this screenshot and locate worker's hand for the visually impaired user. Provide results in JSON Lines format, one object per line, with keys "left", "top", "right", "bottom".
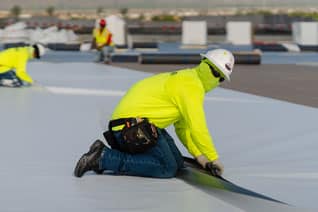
{"left": 205, "top": 160, "right": 224, "bottom": 176}
{"left": 196, "top": 155, "right": 209, "bottom": 168}
{"left": 97, "top": 44, "right": 105, "bottom": 50}
{"left": 22, "top": 81, "right": 32, "bottom": 87}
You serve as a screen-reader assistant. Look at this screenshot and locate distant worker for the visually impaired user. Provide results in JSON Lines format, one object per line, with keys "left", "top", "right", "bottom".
{"left": 0, "top": 44, "right": 46, "bottom": 87}
{"left": 92, "top": 18, "right": 114, "bottom": 63}
{"left": 74, "top": 49, "right": 235, "bottom": 179}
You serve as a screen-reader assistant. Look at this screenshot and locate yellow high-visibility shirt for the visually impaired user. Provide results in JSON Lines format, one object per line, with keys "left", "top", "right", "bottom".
{"left": 112, "top": 62, "right": 221, "bottom": 161}
{"left": 93, "top": 27, "right": 114, "bottom": 46}
{"left": 0, "top": 47, "right": 34, "bottom": 83}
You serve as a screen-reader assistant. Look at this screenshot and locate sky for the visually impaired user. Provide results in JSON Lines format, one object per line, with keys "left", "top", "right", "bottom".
{"left": 0, "top": 0, "right": 317, "bottom": 10}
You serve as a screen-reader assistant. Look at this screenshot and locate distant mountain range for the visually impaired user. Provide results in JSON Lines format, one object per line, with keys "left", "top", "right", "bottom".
{"left": 1, "top": 0, "right": 318, "bottom": 10}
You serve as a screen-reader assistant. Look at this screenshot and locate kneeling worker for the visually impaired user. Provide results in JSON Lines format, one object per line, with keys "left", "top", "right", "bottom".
{"left": 74, "top": 49, "right": 235, "bottom": 178}
{"left": 0, "top": 44, "right": 46, "bottom": 87}
{"left": 91, "top": 19, "right": 114, "bottom": 63}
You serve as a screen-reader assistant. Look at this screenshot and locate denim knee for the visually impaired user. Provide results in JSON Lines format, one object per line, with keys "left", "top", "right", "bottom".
{"left": 160, "top": 160, "right": 178, "bottom": 178}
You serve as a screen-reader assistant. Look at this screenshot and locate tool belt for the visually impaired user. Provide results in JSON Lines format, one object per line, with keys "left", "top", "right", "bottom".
{"left": 103, "top": 118, "right": 158, "bottom": 154}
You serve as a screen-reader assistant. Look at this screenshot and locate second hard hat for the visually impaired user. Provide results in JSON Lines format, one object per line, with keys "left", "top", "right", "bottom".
{"left": 33, "top": 43, "right": 46, "bottom": 59}
{"left": 99, "top": 19, "right": 106, "bottom": 27}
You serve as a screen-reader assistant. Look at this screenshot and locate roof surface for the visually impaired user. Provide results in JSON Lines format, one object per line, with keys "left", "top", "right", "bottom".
{"left": 0, "top": 59, "right": 317, "bottom": 211}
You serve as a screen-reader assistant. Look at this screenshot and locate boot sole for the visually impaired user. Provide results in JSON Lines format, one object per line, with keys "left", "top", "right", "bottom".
{"left": 74, "top": 154, "right": 89, "bottom": 177}
{"left": 74, "top": 140, "right": 105, "bottom": 177}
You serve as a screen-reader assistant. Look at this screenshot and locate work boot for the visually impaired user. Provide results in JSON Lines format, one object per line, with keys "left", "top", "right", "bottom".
{"left": 0, "top": 79, "right": 18, "bottom": 87}
{"left": 74, "top": 140, "right": 105, "bottom": 177}
{"left": 89, "top": 140, "right": 106, "bottom": 174}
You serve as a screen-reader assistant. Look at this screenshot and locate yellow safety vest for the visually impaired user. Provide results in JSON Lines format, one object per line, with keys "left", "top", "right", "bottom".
{"left": 112, "top": 62, "right": 221, "bottom": 161}
{"left": 93, "top": 27, "right": 114, "bottom": 46}
{"left": 0, "top": 47, "right": 34, "bottom": 83}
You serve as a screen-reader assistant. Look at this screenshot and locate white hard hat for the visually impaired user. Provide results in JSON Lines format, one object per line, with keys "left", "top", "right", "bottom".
{"left": 200, "top": 49, "right": 235, "bottom": 81}
{"left": 33, "top": 43, "right": 46, "bottom": 59}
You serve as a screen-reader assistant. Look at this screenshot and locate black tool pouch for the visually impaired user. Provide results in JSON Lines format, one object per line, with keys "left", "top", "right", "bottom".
{"left": 103, "top": 130, "right": 120, "bottom": 150}
{"left": 104, "top": 118, "right": 158, "bottom": 154}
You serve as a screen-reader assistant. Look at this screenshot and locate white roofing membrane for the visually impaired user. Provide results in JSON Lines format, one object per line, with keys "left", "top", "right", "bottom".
{"left": 0, "top": 61, "right": 317, "bottom": 212}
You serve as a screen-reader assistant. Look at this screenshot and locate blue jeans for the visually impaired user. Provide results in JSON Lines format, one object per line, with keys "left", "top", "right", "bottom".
{"left": 0, "top": 70, "right": 23, "bottom": 87}
{"left": 96, "top": 46, "right": 114, "bottom": 63}
{"left": 100, "top": 129, "right": 184, "bottom": 178}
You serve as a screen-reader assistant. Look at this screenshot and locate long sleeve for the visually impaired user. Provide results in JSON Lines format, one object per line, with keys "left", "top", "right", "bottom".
{"left": 15, "top": 56, "right": 33, "bottom": 83}
{"left": 174, "top": 120, "right": 202, "bottom": 157}
{"left": 172, "top": 80, "right": 219, "bottom": 161}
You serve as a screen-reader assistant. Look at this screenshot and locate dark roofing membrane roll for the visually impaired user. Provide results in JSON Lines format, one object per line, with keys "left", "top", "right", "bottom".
{"left": 132, "top": 42, "right": 158, "bottom": 49}
{"left": 140, "top": 53, "right": 261, "bottom": 65}
{"left": 47, "top": 43, "right": 81, "bottom": 51}
{"left": 111, "top": 54, "right": 140, "bottom": 63}
{"left": 253, "top": 44, "right": 288, "bottom": 52}
{"left": 3, "top": 42, "right": 29, "bottom": 49}
{"left": 298, "top": 45, "right": 318, "bottom": 52}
